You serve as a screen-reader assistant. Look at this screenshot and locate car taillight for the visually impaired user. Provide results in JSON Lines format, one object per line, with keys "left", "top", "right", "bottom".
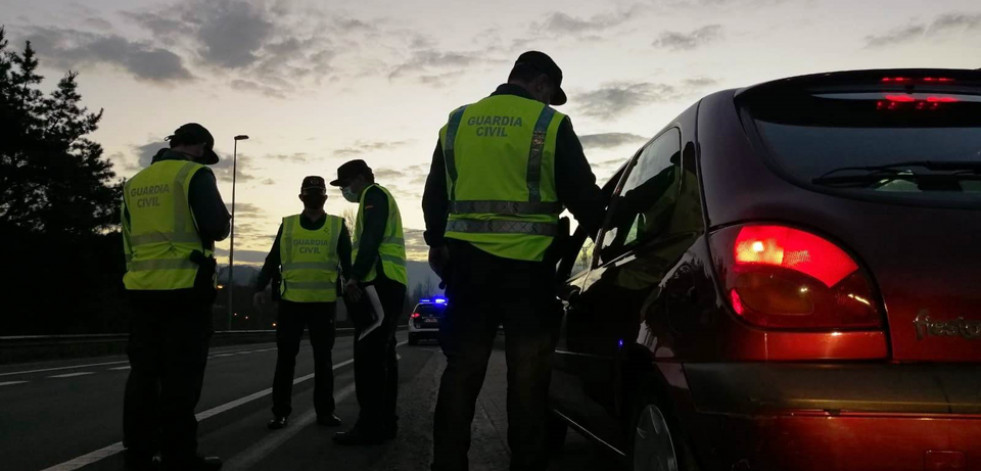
{"left": 411, "top": 312, "right": 421, "bottom": 319}
{"left": 709, "top": 224, "right": 882, "bottom": 330}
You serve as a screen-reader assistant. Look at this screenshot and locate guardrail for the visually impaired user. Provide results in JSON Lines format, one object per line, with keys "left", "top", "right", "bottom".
{"left": 0, "top": 326, "right": 402, "bottom": 365}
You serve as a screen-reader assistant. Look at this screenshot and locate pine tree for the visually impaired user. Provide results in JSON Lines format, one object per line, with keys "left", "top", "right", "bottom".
{"left": 0, "top": 27, "right": 127, "bottom": 334}
{"left": 0, "top": 27, "right": 121, "bottom": 235}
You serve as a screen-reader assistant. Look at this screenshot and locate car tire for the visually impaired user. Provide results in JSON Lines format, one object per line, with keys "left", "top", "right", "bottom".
{"left": 545, "top": 410, "right": 568, "bottom": 454}
{"left": 630, "top": 402, "right": 698, "bottom": 471}
{"left": 408, "top": 333, "right": 418, "bottom": 346}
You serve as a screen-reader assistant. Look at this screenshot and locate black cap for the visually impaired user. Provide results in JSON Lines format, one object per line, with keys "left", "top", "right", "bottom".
{"left": 513, "top": 51, "right": 566, "bottom": 106}
{"left": 301, "top": 176, "right": 326, "bottom": 194}
{"left": 166, "top": 123, "right": 219, "bottom": 165}
{"left": 330, "top": 159, "right": 373, "bottom": 187}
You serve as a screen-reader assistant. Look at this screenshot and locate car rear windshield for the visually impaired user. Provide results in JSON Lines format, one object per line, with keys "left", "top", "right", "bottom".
{"left": 414, "top": 304, "right": 443, "bottom": 315}
{"left": 747, "top": 90, "right": 981, "bottom": 203}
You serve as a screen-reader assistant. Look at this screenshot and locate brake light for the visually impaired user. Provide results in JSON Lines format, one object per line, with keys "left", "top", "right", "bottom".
{"left": 411, "top": 312, "right": 421, "bottom": 319}
{"left": 710, "top": 224, "right": 882, "bottom": 330}
{"left": 881, "top": 76, "right": 953, "bottom": 83}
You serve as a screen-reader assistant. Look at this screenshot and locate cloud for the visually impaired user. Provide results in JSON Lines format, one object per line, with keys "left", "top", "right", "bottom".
{"left": 230, "top": 79, "right": 288, "bottom": 99}
{"left": 266, "top": 152, "right": 310, "bottom": 163}
{"left": 192, "top": 0, "right": 273, "bottom": 68}
{"left": 211, "top": 154, "right": 257, "bottom": 183}
{"left": 579, "top": 133, "right": 649, "bottom": 149}
{"left": 864, "top": 24, "right": 927, "bottom": 48}
{"left": 653, "top": 25, "right": 722, "bottom": 51}
{"left": 225, "top": 202, "right": 263, "bottom": 218}
{"left": 22, "top": 27, "right": 193, "bottom": 82}
{"left": 576, "top": 82, "right": 681, "bottom": 119}
{"left": 389, "top": 50, "right": 478, "bottom": 82}
{"left": 123, "top": 0, "right": 344, "bottom": 96}
{"left": 575, "top": 78, "right": 718, "bottom": 120}
{"left": 865, "top": 12, "right": 981, "bottom": 48}
{"left": 931, "top": 12, "right": 981, "bottom": 31}
{"left": 683, "top": 77, "right": 718, "bottom": 88}
{"left": 534, "top": 10, "right": 636, "bottom": 34}
{"left": 334, "top": 140, "right": 411, "bottom": 157}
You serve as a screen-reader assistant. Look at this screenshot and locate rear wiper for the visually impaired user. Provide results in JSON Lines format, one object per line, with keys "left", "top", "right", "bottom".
{"left": 812, "top": 160, "right": 981, "bottom": 187}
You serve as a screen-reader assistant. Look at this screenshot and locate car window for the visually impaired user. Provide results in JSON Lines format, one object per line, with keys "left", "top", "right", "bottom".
{"left": 414, "top": 304, "right": 443, "bottom": 315}
{"left": 746, "top": 90, "right": 981, "bottom": 205}
{"left": 599, "top": 129, "right": 682, "bottom": 262}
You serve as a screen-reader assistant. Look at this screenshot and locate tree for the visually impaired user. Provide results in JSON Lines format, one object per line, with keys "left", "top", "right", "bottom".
{"left": 0, "top": 28, "right": 126, "bottom": 335}
{"left": 0, "top": 28, "right": 120, "bottom": 235}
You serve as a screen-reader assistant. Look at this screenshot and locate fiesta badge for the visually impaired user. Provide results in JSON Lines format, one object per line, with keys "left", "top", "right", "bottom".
{"left": 913, "top": 310, "right": 981, "bottom": 341}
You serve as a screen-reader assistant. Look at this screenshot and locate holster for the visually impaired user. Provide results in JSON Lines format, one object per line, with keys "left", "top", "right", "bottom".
{"left": 190, "top": 250, "right": 218, "bottom": 304}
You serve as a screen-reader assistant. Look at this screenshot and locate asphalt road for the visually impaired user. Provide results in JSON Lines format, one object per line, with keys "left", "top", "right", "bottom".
{"left": 0, "top": 333, "right": 617, "bottom": 471}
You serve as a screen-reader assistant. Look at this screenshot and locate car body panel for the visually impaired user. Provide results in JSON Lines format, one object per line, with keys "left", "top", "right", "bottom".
{"left": 549, "top": 68, "right": 981, "bottom": 470}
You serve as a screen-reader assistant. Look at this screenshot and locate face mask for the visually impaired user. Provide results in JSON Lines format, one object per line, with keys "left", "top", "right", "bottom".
{"left": 341, "top": 187, "right": 359, "bottom": 203}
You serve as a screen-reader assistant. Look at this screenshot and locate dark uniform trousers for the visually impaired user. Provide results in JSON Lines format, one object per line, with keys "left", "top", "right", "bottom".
{"left": 272, "top": 300, "right": 337, "bottom": 418}
{"left": 432, "top": 239, "right": 562, "bottom": 471}
{"left": 352, "top": 274, "right": 405, "bottom": 434}
{"left": 123, "top": 295, "right": 212, "bottom": 462}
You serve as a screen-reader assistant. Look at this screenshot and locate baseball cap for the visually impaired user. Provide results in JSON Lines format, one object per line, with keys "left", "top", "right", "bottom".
{"left": 301, "top": 176, "right": 327, "bottom": 194}
{"left": 329, "top": 159, "right": 373, "bottom": 187}
{"left": 166, "top": 123, "right": 219, "bottom": 164}
{"left": 512, "top": 51, "right": 567, "bottom": 106}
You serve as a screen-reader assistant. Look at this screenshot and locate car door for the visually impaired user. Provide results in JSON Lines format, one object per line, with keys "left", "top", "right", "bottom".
{"left": 555, "top": 128, "right": 690, "bottom": 450}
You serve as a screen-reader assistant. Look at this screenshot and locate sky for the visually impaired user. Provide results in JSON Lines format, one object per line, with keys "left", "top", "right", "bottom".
{"left": 2, "top": 0, "right": 979, "bottom": 264}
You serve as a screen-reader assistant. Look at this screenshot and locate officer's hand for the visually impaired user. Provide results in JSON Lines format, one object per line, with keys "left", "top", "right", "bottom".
{"left": 253, "top": 292, "right": 265, "bottom": 310}
{"left": 345, "top": 279, "right": 363, "bottom": 303}
{"left": 428, "top": 245, "right": 450, "bottom": 279}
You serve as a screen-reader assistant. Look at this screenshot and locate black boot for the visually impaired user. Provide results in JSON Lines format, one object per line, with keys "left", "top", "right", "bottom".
{"left": 267, "top": 416, "right": 288, "bottom": 430}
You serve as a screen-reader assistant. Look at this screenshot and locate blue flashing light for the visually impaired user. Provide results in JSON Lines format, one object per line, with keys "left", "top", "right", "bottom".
{"left": 419, "top": 298, "right": 431, "bottom": 303}
{"left": 434, "top": 298, "right": 447, "bottom": 304}
{"left": 617, "top": 339, "right": 624, "bottom": 348}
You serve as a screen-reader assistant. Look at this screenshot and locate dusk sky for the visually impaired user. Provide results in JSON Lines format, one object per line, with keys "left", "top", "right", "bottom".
{"left": 2, "top": 0, "right": 979, "bottom": 264}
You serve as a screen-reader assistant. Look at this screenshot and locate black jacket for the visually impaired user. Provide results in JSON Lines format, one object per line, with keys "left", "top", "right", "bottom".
{"left": 422, "top": 84, "right": 605, "bottom": 249}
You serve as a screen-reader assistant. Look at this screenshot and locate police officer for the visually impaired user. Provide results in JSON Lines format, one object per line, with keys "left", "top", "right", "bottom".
{"left": 121, "top": 123, "right": 229, "bottom": 471}
{"left": 254, "top": 176, "right": 350, "bottom": 430}
{"left": 422, "top": 51, "right": 605, "bottom": 471}
{"left": 329, "top": 159, "right": 407, "bottom": 446}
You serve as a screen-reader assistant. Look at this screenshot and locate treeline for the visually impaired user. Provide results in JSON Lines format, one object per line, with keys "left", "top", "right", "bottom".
{"left": 1, "top": 28, "right": 128, "bottom": 335}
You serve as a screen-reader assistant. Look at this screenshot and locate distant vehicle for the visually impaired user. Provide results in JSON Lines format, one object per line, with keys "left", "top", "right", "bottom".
{"left": 408, "top": 297, "right": 447, "bottom": 346}
{"left": 548, "top": 69, "right": 981, "bottom": 471}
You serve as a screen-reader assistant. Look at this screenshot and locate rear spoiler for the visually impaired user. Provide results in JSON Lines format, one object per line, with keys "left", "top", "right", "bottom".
{"left": 735, "top": 68, "right": 981, "bottom": 100}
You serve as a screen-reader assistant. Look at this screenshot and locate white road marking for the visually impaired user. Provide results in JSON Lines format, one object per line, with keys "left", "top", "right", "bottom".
{"left": 211, "top": 354, "right": 235, "bottom": 358}
{"left": 40, "top": 340, "right": 406, "bottom": 471}
{"left": 108, "top": 366, "right": 131, "bottom": 371}
{"left": 223, "top": 383, "right": 358, "bottom": 471}
{"left": 0, "top": 381, "right": 28, "bottom": 387}
{"left": 48, "top": 372, "right": 95, "bottom": 379}
{"left": 0, "top": 360, "right": 128, "bottom": 378}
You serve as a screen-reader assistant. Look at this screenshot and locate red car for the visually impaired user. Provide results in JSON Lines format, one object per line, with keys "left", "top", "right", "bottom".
{"left": 548, "top": 69, "right": 981, "bottom": 471}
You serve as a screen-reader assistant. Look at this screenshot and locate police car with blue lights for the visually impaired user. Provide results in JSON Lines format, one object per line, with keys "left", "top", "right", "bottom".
{"left": 407, "top": 297, "right": 447, "bottom": 345}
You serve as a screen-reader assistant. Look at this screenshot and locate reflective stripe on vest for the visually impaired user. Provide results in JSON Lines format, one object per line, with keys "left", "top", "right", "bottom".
{"left": 448, "top": 200, "right": 562, "bottom": 215}
{"left": 122, "top": 160, "right": 210, "bottom": 291}
{"left": 279, "top": 214, "right": 343, "bottom": 303}
{"left": 445, "top": 219, "right": 559, "bottom": 237}
{"left": 439, "top": 95, "right": 565, "bottom": 261}
{"left": 352, "top": 184, "right": 408, "bottom": 285}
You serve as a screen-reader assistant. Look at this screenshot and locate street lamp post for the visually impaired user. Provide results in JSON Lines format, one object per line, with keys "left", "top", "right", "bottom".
{"left": 228, "top": 134, "right": 249, "bottom": 331}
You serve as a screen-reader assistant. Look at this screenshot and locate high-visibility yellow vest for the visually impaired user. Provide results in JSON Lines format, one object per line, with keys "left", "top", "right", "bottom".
{"left": 439, "top": 94, "right": 565, "bottom": 261}
{"left": 352, "top": 184, "right": 407, "bottom": 286}
{"left": 279, "top": 214, "right": 344, "bottom": 303}
{"left": 122, "top": 160, "right": 212, "bottom": 290}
